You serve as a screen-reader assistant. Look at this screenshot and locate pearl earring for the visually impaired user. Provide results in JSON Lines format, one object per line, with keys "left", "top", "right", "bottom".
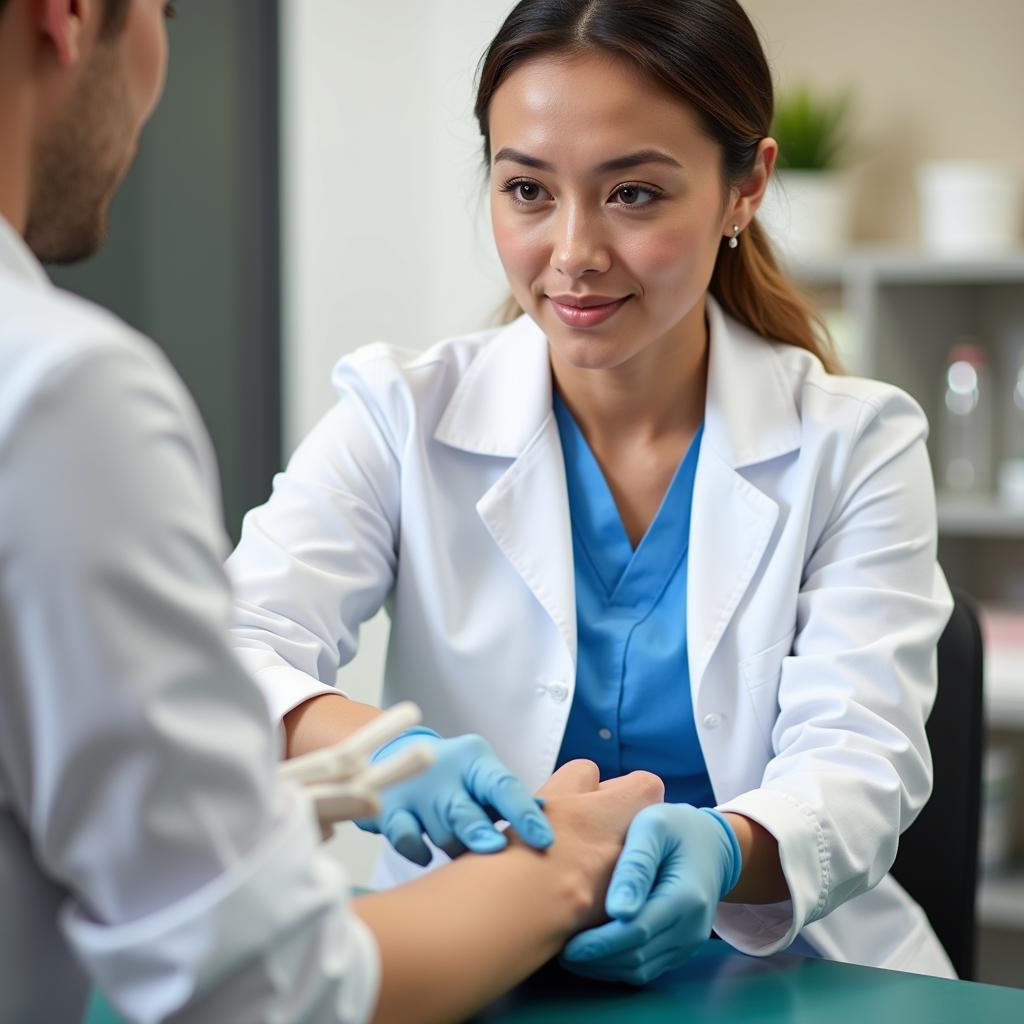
{"left": 729, "top": 225, "right": 741, "bottom": 249}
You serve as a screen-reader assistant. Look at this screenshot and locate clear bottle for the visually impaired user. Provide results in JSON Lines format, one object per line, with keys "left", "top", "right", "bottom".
{"left": 998, "top": 347, "right": 1024, "bottom": 508}
{"left": 937, "top": 340, "right": 992, "bottom": 497}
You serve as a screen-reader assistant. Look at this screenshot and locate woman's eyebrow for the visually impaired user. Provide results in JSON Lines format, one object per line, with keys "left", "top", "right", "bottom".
{"left": 595, "top": 150, "right": 683, "bottom": 173}
{"left": 493, "top": 148, "right": 555, "bottom": 171}
{"left": 492, "top": 147, "right": 682, "bottom": 173}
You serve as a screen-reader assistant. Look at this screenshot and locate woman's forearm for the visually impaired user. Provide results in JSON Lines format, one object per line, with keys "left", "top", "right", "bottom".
{"left": 722, "top": 812, "right": 790, "bottom": 904}
{"left": 283, "top": 692, "right": 384, "bottom": 759}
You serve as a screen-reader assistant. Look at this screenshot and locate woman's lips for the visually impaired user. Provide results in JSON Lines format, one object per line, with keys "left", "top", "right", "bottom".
{"left": 548, "top": 295, "right": 631, "bottom": 328}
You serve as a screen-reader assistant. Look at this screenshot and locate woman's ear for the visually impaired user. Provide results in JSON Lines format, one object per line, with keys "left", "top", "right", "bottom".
{"left": 723, "top": 138, "right": 778, "bottom": 239}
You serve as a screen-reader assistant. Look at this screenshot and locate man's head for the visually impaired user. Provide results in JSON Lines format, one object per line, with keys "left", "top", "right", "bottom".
{"left": 0, "top": 0, "right": 171, "bottom": 263}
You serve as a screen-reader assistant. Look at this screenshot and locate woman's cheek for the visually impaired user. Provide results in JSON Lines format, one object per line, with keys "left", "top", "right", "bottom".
{"left": 492, "top": 212, "right": 545, "bottom": 287}
{"left": 625, "top": 222, "right": 718, "bottom": 295}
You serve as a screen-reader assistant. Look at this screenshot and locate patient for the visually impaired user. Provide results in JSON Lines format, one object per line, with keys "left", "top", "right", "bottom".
{"left": 0, "top": 2, "right": 661, "bottom": 1022}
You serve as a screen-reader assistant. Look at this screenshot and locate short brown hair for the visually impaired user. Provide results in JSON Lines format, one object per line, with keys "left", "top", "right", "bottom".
{"left": 0, "top": 0, "right": 130, "bottom": 35}
{"left": 101, "top": 0, "right": 131, "bottom": 35}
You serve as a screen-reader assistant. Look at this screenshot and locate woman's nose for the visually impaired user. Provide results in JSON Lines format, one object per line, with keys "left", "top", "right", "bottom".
{"left": 549, "top": 205, "right": 611, "bottom": 278}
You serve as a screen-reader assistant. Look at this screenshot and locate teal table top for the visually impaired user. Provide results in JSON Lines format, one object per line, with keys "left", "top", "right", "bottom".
{"left": 86, "top": 941, "right": 1024, "bottom": 1024}
{"left": 472, "top": 942, "right": 1024, "bottom": 1024}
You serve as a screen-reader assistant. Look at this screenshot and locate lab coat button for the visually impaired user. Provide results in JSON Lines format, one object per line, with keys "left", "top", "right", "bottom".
{"left": 702, "top": 713, "right": 722, "bottom": 729}
{"left": 598, "top": 727, "right": 613, "bottom": 741}
{"left": 547, "top": 682, "right": 569, "bottom": 702}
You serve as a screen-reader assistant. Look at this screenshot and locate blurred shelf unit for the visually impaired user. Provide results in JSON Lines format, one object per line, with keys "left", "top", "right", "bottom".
{"left": 784, "top": 246, "right": 1024, "bottom": 382}
{"left": 986, "top": 658, "right": 1024, "bottom": 730}
{"left": 978, "top": 867, "right": 1024, "bottom": 930}
{"left": 787, "top": 249, "right": 1024, "bottom": 289}
{"left": 786, "top": 247, "right": 1024, "bottom": 937}
{"left": 783, "top": 246, "right": 1024, "bottom": 555}
{"left": 938, "top": 496, "right": 1024, "bottom": 538}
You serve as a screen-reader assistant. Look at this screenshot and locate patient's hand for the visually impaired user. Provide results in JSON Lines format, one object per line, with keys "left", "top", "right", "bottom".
{"left": 512, "top": 761, "right": 664, "bottom": 932}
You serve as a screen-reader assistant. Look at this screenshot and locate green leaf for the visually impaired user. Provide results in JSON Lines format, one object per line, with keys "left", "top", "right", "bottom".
{"left": 772, "top": 85, "right": 855, "bottom": 172}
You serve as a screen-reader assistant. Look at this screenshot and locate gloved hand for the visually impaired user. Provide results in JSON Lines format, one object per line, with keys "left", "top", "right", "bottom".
{"left": 355, "top": 728, "right": 554, "bottom": 866}
{"left": 560, "top": 803, "right": 742, "bottom": 985}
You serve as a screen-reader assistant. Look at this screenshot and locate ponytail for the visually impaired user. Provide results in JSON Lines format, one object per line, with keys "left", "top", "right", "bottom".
{"left": 712, "top": 218, "right": 841, "bottom": 374}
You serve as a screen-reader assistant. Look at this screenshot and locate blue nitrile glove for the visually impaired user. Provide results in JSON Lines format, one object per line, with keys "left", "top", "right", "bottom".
{"left": 561, "top": 803, "right": 741, "bottom": 985}
{"left": 354, "top": 728, "right": 554, "bottom": 866}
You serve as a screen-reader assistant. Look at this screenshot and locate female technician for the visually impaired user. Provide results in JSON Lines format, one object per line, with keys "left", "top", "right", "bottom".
{"left": 227, "top": 0, "right": 954, "bottom": 983}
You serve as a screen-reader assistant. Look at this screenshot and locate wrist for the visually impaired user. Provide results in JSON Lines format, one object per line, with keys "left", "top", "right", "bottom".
{"left": 718, "top": 812, "right": 789, "bottom": 904}
{"left": 370, "top": 726, "right": 443, "bottom": 764}
{"left": 495, "top": 836, "right": 599, "bottom": 938}
{"left": 510, "top": 796, "right": 620, "bottom": 932}
{"left": 699, "top": 807, "right": 743, "bottom": 898}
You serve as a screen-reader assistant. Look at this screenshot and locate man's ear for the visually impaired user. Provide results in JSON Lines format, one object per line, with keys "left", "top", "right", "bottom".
{"left": 723, "top": 137, "right": 779, "bottom": 239}
{"left": 37, "top": 0, "right": 92, "bottom": 66}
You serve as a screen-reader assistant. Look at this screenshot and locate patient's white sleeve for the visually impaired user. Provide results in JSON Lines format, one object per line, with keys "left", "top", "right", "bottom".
{"left": 0, "top": 335, "right": 379, "bottom": 1023}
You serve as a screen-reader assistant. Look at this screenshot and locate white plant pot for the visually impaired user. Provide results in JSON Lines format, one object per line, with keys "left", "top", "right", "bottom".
{"left": 758, "top": 171, "right": 850, "bottom": 262}
{"left": 918, "top": 161, "right": 1022, "bottom": 257}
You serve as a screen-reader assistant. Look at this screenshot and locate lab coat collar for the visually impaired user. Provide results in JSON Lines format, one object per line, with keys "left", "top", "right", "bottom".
{"left": 0, "top": 214, "right": 50, "bottom": 291}
{"left": 702, "top": 297, "right": 802, "bottom": 470}
{"left": 435, "top": 297, "right": 802, "bottom": 469}
{"left": 434, "top": 313, "right": 554, "bottom": 458}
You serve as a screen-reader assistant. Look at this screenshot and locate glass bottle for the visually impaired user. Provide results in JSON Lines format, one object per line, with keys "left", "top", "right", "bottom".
{"left": 937, "top": 340, "right": 992, "bottom": 497}
{"left": 998, "top": 347, "right": 1024, "bottom": 508}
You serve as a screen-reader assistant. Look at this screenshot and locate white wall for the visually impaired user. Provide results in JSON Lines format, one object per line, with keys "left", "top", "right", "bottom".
{"left": 282, "top": 0, "right": 515, "bottom": 454}
{"left": 281, "top": 0, "right": 516, "bottom": 883}
{"left": 741, "top": 0, "right": 1024, "bottom": 244}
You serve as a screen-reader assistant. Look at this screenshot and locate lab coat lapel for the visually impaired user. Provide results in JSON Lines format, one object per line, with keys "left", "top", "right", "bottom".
{"left": 687, "top": 448, "right": 779, "bottom": 688}
{"left": 476, "top": 419, "right": 577, "bottom": 665}
{"left": 435, "top": 317, "right": 577, "bottom": 665}
{"left": 687, "top": 301, "right": 799, "bottom": 690}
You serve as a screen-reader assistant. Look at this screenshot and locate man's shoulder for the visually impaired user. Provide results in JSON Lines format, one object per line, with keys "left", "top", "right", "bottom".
{"left": 0, "top": 278, "right": 178, "bottom": 430}
{"left": 0, "top": 275, "right": 146, "bottom": 358}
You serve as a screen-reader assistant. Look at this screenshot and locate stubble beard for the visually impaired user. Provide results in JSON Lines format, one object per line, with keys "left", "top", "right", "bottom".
{"left": 25, "top": 40, "right": 134, "bottom": 265}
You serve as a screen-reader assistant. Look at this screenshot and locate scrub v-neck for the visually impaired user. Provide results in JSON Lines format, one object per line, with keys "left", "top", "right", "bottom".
{"left": 553, "top": 393, "right": 715, "bottom": 807}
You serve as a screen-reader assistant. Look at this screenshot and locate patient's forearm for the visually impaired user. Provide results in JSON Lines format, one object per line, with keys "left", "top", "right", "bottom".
{"left": 283, "top": 692, "right": 383, "bottom": 759}
{"left": 356, "top": 845, "right": 586, "bottom": 1024}
{"left": 355, "top": 764, "right": 664, "bottom": 1024}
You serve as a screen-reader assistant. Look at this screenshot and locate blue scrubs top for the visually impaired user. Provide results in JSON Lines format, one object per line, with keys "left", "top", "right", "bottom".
{"left": 553, "top": 394, "right": 715, "bottom": 808}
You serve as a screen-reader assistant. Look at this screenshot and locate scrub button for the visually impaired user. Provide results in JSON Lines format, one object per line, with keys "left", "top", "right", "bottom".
{"left": 598, "top": 727, "right": 613, "bottom": 741}
{"left": 547, "top": 681, "right": 569, "bottom": 702}
{"left": 702, "top": 712, "right": 723, "bottom": 730}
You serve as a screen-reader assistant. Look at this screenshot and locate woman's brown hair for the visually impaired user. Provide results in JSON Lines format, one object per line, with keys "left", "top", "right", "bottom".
{"left": 474, "top": 0, "right": 839, "bottom": 373}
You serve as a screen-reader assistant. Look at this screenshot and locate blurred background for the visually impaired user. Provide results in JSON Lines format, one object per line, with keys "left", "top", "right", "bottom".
{"left": 52, "top": 0, "right": 1024, "bottom": 987}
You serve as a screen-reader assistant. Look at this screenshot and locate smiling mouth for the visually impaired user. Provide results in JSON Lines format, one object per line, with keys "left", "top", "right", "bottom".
{"left": 547, "top": 295, "right": 631, "bottom": 328}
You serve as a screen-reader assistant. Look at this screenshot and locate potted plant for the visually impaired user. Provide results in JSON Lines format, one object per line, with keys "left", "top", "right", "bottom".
{"left": 759, "top": 85, "right": 855, "bottom": 261}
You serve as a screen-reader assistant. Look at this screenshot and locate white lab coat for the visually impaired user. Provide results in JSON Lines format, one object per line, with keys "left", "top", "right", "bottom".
{"left": 228, "top": 298, "right": 955, "bottom": 977}
{"left": 0, "top": 216, "right": 379, "bottom": 1024}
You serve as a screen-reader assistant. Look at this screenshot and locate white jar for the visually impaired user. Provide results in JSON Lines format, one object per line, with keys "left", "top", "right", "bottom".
{"left": 918, "top": 161, "right": 1022, "bottom": 257}
{"left": 758, "top": 170, "right": 850, "bottom": 262}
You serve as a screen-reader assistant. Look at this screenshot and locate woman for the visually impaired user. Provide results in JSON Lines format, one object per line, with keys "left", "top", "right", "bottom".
{"left": 228, "top": 0, "right": 953, "bottom": 982}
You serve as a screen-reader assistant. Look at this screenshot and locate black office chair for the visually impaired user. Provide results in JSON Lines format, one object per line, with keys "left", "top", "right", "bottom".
{"left": 890, "top": 587, "right": 984, "bottom": 980}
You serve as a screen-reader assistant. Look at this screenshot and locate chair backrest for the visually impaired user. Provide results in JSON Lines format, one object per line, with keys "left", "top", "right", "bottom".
{"left": 890, "top": 587, "right": 984, "bottom": 979}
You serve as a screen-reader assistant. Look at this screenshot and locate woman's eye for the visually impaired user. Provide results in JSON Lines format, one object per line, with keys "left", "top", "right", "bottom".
{"left": 500, "top": 179, "right": 551, "bottom": 205}
{"left": 612, "top": 184, "right": 660, "bottom": 207}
